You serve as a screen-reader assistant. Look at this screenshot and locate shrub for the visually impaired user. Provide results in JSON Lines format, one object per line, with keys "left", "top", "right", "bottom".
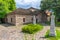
{"left": 22, "top": 24, "right": 43, "bottom": 34}
{"left": 56, "top": 22, "right": 60, "bottom": 27}
{"left": 45, "top": 21, "right": 50, "bottom": 25}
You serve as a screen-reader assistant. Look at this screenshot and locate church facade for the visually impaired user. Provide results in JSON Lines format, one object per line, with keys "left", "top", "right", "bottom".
{"left": 3, "top": 7, "right": 47, "bottom": 26}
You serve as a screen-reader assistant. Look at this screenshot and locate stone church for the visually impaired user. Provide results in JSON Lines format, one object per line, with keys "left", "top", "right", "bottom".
{"left": 0, "top": 7, "right": 48, "bottom": 26}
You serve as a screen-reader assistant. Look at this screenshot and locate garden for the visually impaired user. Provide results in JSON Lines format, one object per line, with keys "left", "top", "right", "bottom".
{"left": 22, "top": 24, "right": 43, "bottom": 40}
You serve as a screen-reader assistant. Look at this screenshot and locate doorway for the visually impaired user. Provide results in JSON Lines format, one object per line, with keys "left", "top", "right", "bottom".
{"left": 36, "top": 19, "right": 38, "bottom": 23}
{"left": 0, "top": 18, "right": 5, "bottom": 23}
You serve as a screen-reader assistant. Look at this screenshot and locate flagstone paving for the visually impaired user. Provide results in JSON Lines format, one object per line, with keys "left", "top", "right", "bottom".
{"left": 0, "top": 24, "right": 24, "bottom": 40}
{"left": 35, "top": 26, "right": 50, "bottom": 40}
{"left": 0, "top": 24, "right": 50, "bottom": 40}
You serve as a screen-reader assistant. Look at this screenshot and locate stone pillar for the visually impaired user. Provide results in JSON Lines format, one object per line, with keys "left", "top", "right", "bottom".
{"left": 33, "top": 15, "right": 36, "bottom": 25}
{"left": 49, "top": 13, "right": 56, "bottom": 36}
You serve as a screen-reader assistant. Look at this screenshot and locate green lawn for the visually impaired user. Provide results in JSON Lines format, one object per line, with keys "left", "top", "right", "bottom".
{"left": 45, "top": 30, "right": 60, "bottom": 40}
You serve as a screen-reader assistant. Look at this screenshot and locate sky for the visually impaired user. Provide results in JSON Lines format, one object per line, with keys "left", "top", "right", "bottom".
{"left": 15, "top": 0, "right": 41, "bottom": 9}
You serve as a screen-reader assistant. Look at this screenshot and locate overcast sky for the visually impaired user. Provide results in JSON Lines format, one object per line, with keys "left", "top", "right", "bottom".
{"left": 15, "top": 0, "right": 41, "bottom": 9}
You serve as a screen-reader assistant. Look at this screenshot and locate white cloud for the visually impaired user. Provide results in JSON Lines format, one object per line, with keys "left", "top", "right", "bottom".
{"left": 15, "top": 0, "right": 41, "bottom": 9}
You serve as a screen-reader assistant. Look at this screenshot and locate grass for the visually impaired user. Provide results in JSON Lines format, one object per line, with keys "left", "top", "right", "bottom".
{"left": 45, "top": 30, "right": 60, "bottom": 40}
{"left": 24, "top": 33, "right": 35, "bottom": 40}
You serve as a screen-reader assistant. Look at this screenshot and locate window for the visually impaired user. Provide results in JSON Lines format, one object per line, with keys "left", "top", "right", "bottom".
{"left": 11, "top": 18, "right": 12, "bottom": 22}
{"left": 23, "top": 18, "right": 25, "bottom": 22}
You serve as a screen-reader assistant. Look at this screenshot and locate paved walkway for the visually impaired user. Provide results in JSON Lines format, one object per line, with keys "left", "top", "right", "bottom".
{"left": 0, "top": 24, "right": 50, "bottom": 40}
{"left": 35, "top": 26, "right": 50, "bottom": 40}
{"left": 0, "top": 24, "right": 24, "bottom": 40}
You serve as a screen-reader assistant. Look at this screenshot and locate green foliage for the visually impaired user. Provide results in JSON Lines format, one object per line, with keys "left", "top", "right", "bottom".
{"left": 56, "top": 22, "right": 60, "bottom": 27}
{"left": 45, "top": 30, "right": 60, "bottom": 40}
{"left": 0, "top": 0, "right": 16, "bottom": 18}
{"left": 45, "top": 21, "right": 50, "bottom": 25}
{"left": 22, "top": 24, "right": 43, "bottom": 34}
{"left": 40, "top": 0, "right": 60, "bottom": 20}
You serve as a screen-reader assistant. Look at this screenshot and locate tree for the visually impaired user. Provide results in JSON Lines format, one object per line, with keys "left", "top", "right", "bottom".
{"left": 40, "top": 0, "right": 60, "bottom": 21}
{"left": 0, "top": 0, "right": 16, "bottom": 18}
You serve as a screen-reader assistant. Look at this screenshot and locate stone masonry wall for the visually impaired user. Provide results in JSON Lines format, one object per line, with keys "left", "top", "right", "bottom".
{"left": 7, "top": 14, "right": 16, "bottom": 25}
{"left": 15, "top": 14, "right": 33, "bottom": 26}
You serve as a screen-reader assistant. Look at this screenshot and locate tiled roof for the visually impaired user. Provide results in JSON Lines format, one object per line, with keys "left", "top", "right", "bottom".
{"left": 8, "top": 7, "right": 42, "bottom": 15}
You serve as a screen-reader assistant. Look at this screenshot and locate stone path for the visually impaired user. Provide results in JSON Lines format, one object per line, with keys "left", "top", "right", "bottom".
{"left": 35, "top": 26, "right": 50, "bottom": 40}
{"left": 0, "top": 24, "right": 24, "bottom": 40}
{"left": 0, "top": 24, "right": 50, "bottom": 40}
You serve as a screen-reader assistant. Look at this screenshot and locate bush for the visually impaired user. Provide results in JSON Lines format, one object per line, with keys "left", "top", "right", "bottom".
{"left": 56, "top": 22, "right": 60, "bottom": 27}
{"left": 45, "top": 21, "right": 50, "bottom": 25}
{"left": 22, "top": 24, "right": 43, "bottom": 34}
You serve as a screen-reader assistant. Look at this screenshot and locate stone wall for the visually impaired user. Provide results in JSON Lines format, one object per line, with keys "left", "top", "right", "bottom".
{"left": 6, "top": 12, "right": 47, "bottom": 26}
{"left": 7, "top": 14, "right": 16, "bottom": 25}
{"left": 15, "top": 14, "right": 33, "bottom": 26}
{"left": 36, "top": 13, "right": 42, "bottom": 23}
